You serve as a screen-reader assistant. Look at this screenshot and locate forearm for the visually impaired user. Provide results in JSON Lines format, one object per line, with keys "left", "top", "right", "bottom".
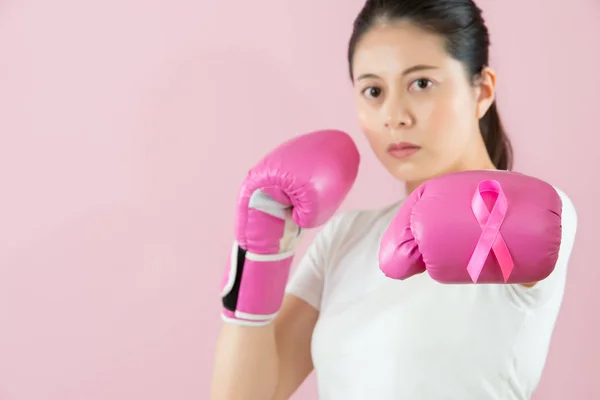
{"left": 210, "top": 323, "right": 279, "bottom": 400}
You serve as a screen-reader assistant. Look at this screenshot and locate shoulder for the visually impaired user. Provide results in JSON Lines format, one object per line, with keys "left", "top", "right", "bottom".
{"left": 518, "top": 173, "right": 578, "bottom": 241}
{"left": 508, "top": 182, "right": 578, "bottom": 305}
{"left": 545, "top": 184, "right": 578, "bottom": 255}
{"left": 551, "top": 185, "right": 578, "bottom": 229}
{"left": 552, "top": 184, "right": 578, "bottom": 269}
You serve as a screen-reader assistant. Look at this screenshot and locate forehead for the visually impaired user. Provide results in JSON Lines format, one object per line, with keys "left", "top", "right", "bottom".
{"left": 352, "top": 21, "right": 450, "bottom": 74}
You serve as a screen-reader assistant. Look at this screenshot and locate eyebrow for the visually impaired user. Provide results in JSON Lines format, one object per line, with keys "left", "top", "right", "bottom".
{"left": 356, "top": 64, "right": 438, "bottom": 81}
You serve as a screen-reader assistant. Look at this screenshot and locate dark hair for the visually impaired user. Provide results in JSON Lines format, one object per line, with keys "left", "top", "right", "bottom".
{"left": 347, "top": 0, "right": 513, "bottom": 170}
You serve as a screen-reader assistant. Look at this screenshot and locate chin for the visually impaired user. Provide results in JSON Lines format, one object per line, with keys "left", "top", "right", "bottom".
{"left": 385, "top": 160, "right": 434, "bottom": 183}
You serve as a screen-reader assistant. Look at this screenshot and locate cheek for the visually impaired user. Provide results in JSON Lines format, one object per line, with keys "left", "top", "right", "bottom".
{"left": 356, "top": 103, "right": 383, "bottom": 146}
{"left": 419, "top": 90, "right": 474, "bottom": 148}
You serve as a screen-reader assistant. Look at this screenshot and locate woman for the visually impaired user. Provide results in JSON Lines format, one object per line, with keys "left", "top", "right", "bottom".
{"left": 210, "top": 0, "right": 578, "bottom": 398}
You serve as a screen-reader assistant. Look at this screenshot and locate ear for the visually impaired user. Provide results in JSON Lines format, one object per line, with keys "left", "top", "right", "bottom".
{"left": 475, "top": 67, "right": 497, "bottom": 119}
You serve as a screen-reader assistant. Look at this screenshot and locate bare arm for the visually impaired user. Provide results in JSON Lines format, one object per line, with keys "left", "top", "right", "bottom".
{"left": 210, "top": 294, "right": 318, "bottom": 400}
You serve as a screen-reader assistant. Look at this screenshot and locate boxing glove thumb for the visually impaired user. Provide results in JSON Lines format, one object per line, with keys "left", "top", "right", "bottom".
{"left": 379, "top": 184, "right": 427, "bottom": 280}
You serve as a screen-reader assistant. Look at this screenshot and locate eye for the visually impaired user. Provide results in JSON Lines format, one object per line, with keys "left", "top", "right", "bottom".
{"left": 410, "top": 78, "right": 433, "bottom": 92}
{"left": 362, "top": 86, "right": 382, "bottom": 99}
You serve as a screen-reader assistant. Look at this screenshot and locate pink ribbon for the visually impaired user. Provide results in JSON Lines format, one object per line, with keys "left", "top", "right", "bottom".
{"left": 466, "top": 179, "right": 515, "bottom": 283}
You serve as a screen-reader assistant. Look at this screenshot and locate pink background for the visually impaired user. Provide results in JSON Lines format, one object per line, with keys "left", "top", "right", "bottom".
{"left": 0, "top": 0, "right": 598, "bottom": 399}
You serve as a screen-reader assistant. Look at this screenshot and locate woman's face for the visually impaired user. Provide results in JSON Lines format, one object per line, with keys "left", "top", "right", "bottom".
{"left": 351, "top": 21, "right": 496, "bottom": 185}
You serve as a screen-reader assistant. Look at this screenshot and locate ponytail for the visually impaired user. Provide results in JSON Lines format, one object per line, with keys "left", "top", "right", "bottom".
{"left": 479, "top": 101, "right": 513, "bottom": 171}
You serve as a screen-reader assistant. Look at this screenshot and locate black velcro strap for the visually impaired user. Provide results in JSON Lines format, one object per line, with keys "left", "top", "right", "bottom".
{"left": 222, "top": 246, "right": 246, "bottom": 312}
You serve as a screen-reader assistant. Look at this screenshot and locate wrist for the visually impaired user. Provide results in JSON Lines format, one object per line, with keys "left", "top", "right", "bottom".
{"left": 221, "top": 242, "right": 294, "bottom": 325}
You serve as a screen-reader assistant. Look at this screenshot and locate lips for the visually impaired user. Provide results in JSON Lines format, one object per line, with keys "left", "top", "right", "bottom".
{"left": 387, "top": 142, "right": 421, "bottom": 159}
{"left": 388, "top": 142, "right": 420, "bottom": 151}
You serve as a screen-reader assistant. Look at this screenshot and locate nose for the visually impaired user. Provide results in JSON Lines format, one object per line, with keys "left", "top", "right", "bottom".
{"left": 383, "top": 96, "right": 414, "bottom": 130}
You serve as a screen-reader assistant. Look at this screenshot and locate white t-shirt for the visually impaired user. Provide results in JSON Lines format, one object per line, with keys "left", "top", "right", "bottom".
{"left": 286, "top": 187, "right": 577, "bottom": 400}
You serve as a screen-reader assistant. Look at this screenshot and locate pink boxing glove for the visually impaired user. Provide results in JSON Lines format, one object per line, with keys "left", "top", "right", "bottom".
{"left": 221, "top": 130, "right": 359, "bottom": 325}
{"left": 379, "top": 170, "right": 563, "bottom": 284}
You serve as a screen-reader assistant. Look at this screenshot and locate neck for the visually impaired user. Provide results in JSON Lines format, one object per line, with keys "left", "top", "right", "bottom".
{"left": 404, "top": 140, "right": 496, "bottom": 195}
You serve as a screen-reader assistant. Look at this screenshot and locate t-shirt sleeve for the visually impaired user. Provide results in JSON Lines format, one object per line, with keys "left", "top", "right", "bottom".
{"left": 284, "top": 214, "right": 342, "bottom": 311}
{"left": 508, "top": 186, "right": 578, "bottom": 305}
